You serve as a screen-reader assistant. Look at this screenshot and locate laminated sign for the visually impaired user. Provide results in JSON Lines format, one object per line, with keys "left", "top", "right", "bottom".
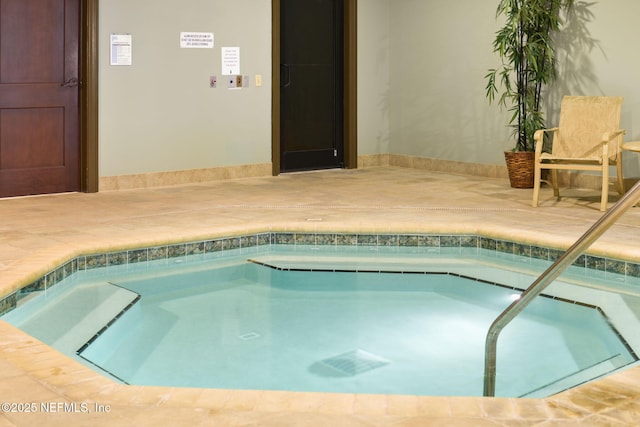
{"left": 180, "top": 32, "right": 214, "bottom": 49}
{"left": 110, "top": 34, "right": 132, "bottom": 66}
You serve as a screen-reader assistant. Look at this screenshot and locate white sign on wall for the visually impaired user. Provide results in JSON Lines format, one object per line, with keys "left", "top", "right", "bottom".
{"left": 110, "top": 34, "right": 132, "bottom": 66}
{"left": 180, "top": 32, "right": 214, "bottom": 49}
{"left": 221, "top": 47, "right": 240, "bottom": 75}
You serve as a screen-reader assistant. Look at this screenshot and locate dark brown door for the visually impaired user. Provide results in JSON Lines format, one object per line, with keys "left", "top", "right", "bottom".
{"left": 280, "top": 0, "right": 344, "bottom": 172}
{"left": 0, "top": 0, "right": 80, "bottom": 197}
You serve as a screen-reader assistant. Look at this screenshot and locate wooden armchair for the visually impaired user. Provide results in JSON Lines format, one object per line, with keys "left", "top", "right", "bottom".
{"left": 532, "top": 96, "right": 625, "bottom": 211}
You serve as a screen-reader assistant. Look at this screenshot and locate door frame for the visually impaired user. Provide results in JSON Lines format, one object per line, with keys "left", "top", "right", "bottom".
{"left": 271, "top": 0, "right": 357, "bottom": 175}
{"left": 81, "top": 0, "right": 99, "bottom": 192}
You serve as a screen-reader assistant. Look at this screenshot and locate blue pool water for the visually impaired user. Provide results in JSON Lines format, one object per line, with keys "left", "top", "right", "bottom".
{"left": 3, "top": 245, "right": 639, "bottom": 398}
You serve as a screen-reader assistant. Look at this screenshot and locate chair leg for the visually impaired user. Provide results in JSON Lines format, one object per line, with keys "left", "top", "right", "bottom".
{"left": 616, "top": 161, "right": 625, "bottom": 195}
{"left": 532, "top": 164, "right": 542, "bottom": 207}
{"left": 551, "top": 170, "right": 560, "bottom": 199}
{"left": 600, "top": 166, "right": 610, "bottom": 212}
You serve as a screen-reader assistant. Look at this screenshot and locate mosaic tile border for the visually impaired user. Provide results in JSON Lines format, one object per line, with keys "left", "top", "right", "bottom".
{"left": 1, "top": 232, "right": 639, "bottom": 316}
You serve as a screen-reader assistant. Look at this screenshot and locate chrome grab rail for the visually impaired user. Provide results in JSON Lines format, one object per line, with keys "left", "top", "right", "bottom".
{"left": 483, "top": 179, "right": 640, "bottom": 397}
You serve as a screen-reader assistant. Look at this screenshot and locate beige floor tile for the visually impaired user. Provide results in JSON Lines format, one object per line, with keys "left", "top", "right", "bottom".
{"left": 1, "top": 167, "right": 639, "bottom": 426}
{"left": 353, "top": 394, "right": 387, "bottom": 416}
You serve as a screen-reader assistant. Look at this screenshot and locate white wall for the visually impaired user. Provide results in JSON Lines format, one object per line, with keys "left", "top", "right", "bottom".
{"left": 357, "top": 0, "right": 391, "bottom": 156}
{"left": 99, "top": 0, "right": 272, "bottom": 177}
{"left": 98, "top": 1, "right": 640, "bottom": 178}
{"left": 387, "top": 0, "right": 640, "bottom": 171}
{"left": 388, "top": 0, "right": 508, "bottom": 165}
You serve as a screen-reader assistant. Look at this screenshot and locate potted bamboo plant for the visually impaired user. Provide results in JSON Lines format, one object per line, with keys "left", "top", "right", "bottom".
{"left": 485, "top": 0, "right": 574, "bottom": 188}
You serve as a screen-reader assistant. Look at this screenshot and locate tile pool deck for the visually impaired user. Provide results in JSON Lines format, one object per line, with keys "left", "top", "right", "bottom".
{"left": 1, "top": 166, "right": 640, "bottom": 426}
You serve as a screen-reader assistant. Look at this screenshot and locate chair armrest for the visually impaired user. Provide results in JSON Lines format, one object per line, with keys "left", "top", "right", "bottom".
{"left": 602, "top": 129, "right": 626, "bottom": 142}
{"left": 534, "top": 128, "right": 559, "bottom": 155}
{"left": 601, "top": 129, "right": 626, "bottom": 158}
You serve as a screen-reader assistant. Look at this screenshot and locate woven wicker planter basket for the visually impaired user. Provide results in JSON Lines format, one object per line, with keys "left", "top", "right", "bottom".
{"left": 504, "top": 150, "right": 535, "bottom": 188}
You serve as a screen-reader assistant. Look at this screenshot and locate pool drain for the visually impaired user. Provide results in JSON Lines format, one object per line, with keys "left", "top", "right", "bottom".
{"left": 319, "top": 349, "right": 390, "bottom": 376}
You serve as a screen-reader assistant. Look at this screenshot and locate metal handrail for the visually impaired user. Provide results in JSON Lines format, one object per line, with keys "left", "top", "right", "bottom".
{"left": 483, "top": 179, "right": 640, "bottom": 397}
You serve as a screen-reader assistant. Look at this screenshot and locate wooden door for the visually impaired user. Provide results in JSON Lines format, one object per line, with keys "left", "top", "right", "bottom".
{"left": 0, "top": 0, "right": 80, "bottom": 197}
{"left": 280, "top": 0, "right": 344, "bottom": 172}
